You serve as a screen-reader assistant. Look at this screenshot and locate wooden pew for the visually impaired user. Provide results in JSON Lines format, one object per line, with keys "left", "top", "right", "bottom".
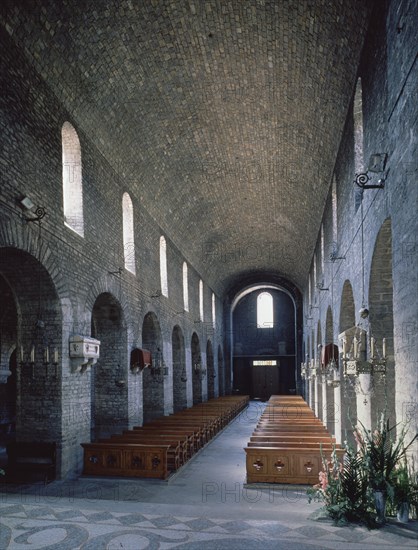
{"left": 245, "top": 395, "right": 344, "bottom": 484}
{"left": 81, "top": 442, "right": 170, "bottom": 479}
{"left": 81, "top": 395, "right": 249, "bottom": 479}
{"left": 245, "top": 445, "right": 345, "bottom": 484}
{"left": 104, "top": 434, "right": 184, "bottom": 470}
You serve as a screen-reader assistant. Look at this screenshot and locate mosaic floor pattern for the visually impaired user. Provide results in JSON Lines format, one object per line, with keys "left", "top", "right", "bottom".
{"left": 1, "top": 501, "right": 417, "bottom": 550}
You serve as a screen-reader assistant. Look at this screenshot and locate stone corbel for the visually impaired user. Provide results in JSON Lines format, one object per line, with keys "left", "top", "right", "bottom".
{"left": 69, "top": 335, "right": 100, "bottom": 373}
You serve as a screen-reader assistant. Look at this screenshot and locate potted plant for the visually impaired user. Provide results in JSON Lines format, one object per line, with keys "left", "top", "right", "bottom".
{"left": 355, "top": 418, "right": 418, "bottom": 524}
{"left": 393, "top": 459, "right": 418, "bottom": 523}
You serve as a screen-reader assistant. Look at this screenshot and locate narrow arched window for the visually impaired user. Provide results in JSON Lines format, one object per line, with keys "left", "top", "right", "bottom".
{"left": 122, "top": 193, "right": 135, "bottom": 274}
{"left": 160, "top": 236, "right": 168, "bottom": 297}
{"left": 212, "top": 292, "right": 216, "bottom": 329}
{"left": 199, "top": 279, "right": 204, "bottom": 321}
{"left": 332, "top": 175, "right": 338, "bottom": 244}
{"left": 62, "top": 122, "right": 84, "bottom": 236}
{"left": 257, "top": 292, "right": 273, "bottom": 328}
{"left": 183, "top": 262, "right": 189, "bottom": 311}
{"left": 354, "top": 77, "right": 364, "bottom": 211}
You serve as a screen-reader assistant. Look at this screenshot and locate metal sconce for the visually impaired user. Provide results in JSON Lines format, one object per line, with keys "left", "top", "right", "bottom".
{"left": 354, "top": 153, "right": 387, "bottom": 190}
{"left": 149, "top": 349, "right": 168, "bottom": 380}
{"left": 194, "top": 359, "right": 207, "bottom": 379}
{"left": 19, "top": 345, "right": 59, "bottom": 378}
{"left": 18, "top": 196, "right": 47, "bottom": 223}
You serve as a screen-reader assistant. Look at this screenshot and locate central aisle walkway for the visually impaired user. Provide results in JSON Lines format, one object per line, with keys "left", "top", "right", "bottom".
{"left": 1, "top": 401, "right": 417, "bottom": 549}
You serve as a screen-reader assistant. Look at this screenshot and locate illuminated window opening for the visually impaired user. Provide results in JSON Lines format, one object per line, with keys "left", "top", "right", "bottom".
{"left": 199, "top": 280, "right": 204, "bottom": 321}
{"left": 212, "top": 292, "right": 216, "bottom": 328}
{"left": 253, "top": 360, "right": 277, "bottom": 366}
{"left": 160, "top": 236, "right": 168, "bottom": 297}
{"left": 257, "top": 292, "right": 273, "bottom": 328}
{"left": 183, "top": 262, "right": 189, "bottom": 312}
{"left": 122, "top": 193, "right": 135, "bottom": 274}
{"left": 62, "top": 121, "right": 84, "bottom": 236}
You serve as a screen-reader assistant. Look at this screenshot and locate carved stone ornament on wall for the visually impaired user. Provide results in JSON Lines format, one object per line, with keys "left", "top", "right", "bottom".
{"left": 69, "top": 335, "right": 100, "bottom": 373}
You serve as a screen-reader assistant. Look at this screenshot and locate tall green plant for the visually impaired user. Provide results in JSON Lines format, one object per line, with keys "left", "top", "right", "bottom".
{"left": 355, "top": 418, "right": 418, "bottom": 501}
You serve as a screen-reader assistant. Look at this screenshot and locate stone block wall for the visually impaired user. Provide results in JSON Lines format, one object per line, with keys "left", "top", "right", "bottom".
{"left": 0, "top": 25, "right": 225, "bottom": 478}
{"left": 301, "top": 0, "right": 417, "bottom": 453}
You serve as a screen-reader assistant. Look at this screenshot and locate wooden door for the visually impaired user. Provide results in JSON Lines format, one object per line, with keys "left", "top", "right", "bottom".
{"left": 251, "top": 365, "right": 279, "bottom": 401}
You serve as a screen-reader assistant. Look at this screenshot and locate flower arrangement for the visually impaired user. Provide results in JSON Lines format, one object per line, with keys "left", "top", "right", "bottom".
{"left": 307, "top": 444, "right": 374, "bottom": 526}
{"left": 307, "top": 417, "right": 418, "bottom": 527}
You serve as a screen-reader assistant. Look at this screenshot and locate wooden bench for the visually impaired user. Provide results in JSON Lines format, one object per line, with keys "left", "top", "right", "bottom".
{"left": 81, "top": 395, "right": 249, "bottom": 479}
{"left": 132, "top": 426, "right": 197, "bottom": 457}
{"left": 6, "top": 441, "right": 56, "bottom": 484}
{"left": 245, "top": 445, "right": 345, "bottom": 484}
{"left": 104, "top": 434, "right": 184, "bottom": 470}
{"left": 82, "top": 442, "right": 170, "bottom": 479}
{"left": 245, "top": 395, "right": 344, "bottom": 484}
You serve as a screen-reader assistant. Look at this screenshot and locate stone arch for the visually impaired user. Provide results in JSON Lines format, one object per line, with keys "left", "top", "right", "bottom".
{"left": 311, "top": 329, "right": 315, "bottom": 358}
{"left": 91, "top": 292, "right": 128, "bottom": 439}
{"left": 339, "top": 280, "right": 355, "bottom": 333}
{"left": 324, "top": 305, "right": 336, "bottom": 435}
{"left": 0, "top": 219, "right": 71, "bottom": 307}
{"left": 172, "top": 325, "right": 187, "bottom": 412}
{"left": 339, "top": 279, "right": 357, "bottom": 446}
{"left": 316, "top": 319, "right": 323, "bottom": 419}
{"left": 325, "top": 306, "right": 334, "bottom": 344}
{"left": 0, "top": 247, "right": 63, "bottom": 452}
{"left": 316, "top": 320, "right": 322, "bottom": 355}
{"left": 142, "top": 311, "right": 164, "bottom": 422}
{"left": 369, "top": 218, "right": 395, "bottom": 428}
{"left": 85, "top": 275, "right": 132, "bottom": 331}
{"left": 206, "top": 340, "right": 215, "bottom": 399}
{"left": 218, "top": 345, "right": 224, "bottom": 396}
{"left": 191, "top": 332, "right": 202, "bottom": 405}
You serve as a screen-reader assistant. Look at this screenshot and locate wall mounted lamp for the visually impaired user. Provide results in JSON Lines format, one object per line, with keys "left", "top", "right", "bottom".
{"left": 18, "top": 196, "right": 47, "bottom": 223}
{"left": 354, "top": 153, "right": 388, "bottom": 190}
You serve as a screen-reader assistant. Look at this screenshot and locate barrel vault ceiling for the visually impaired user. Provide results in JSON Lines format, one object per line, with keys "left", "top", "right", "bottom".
{"left": 1, "top": 0, "right": 374, "bottom": 295}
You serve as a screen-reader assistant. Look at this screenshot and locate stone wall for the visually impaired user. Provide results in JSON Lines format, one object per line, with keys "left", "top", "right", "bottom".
{"left": 0, "top": 25, "right": 225, "bottom": 478}
{"left": 301, "top": 0, "right": 417, "bottom": 454}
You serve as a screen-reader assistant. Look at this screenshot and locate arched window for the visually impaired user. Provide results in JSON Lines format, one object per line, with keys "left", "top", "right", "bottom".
{"left": 257, "top": 292, "right": 273, "bottom": 328}
{"left": 62, "top": 122, "right": 84, "bottom": 236}
{"left": 160, "top": 236, "right": 168, "bottom": 297}
{"left": 354, "top": 77, "right": 364, "bottom": 211}
{"left": 122, "top": 193, "right": 135, "bottom": 274}
{"left": 199, "top": 279, "right": 204, "bottom": 321}
{"left": 332, "top": 175, "right": 338, "bottom": 244}
{"left": 183, "top": 262, "right": 189, "bottom": 312}
{"left": 212, "top": 292, "right": 216, "bottom": 328}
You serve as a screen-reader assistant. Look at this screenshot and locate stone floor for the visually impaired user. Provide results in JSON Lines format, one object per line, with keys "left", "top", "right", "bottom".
{"left": 1, "top": 402, "right": 417, "bottom": 549}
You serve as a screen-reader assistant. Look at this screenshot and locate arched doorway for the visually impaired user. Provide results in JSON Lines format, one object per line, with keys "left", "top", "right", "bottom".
{"left": 191, "top": 332, "right": 202, "bottom": 405}
{"left": 172, "top": 325, "right": 187, "bottom": 412}
{"left": 315, "top": 320, "right": 323, "bottom": 419}
{"left": 0, "top": 274, "right": 17, "bottom": 445}
{"left": 142, "top": 312, "right": 164, "bottom": 423}
{"left": 91, "top": 293, "right": 127, "bottom": 438}
{"left": 339, "top": 279, "right": 357, "bottom": 447}
{"left": 324, "top": 306, "right": 336, "bottom": 433}
{"left": 207, "top": 340, "right": 215, "bottom": 399}
{"left": 218, "top": 345, "right": 224, "bottom": 397}
{"left": 0, "top": 248, "right": 62, "bottom": 446}
{"left": 369, "top": 219, "right": 395, "bottom": 429}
